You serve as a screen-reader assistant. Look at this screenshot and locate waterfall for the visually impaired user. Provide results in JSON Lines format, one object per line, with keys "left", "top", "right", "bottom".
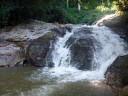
{"left": 91, "top": 25, "right": 126, "bottom": 78}
{"left": 19, "top": 25, "right": 127, "bottom": 96}
{"left": 52, "top": 30, "right": 73, "bottom": 67}
{"left": 49, "top": 25, "right": 126, "bottom": 81}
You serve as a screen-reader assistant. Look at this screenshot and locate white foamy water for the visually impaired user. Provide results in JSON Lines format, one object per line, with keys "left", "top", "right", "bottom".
{"left": 47, "top": 25, "right": 127, "bottom": 82}
{"left": 91, "top": 25, "right": 126, "bottom": 78}
{"left": 19, "top": 25, "right": 127, "bottom": 96}
{"left": 52, "top": 30, "right": 73, "bottom": 67}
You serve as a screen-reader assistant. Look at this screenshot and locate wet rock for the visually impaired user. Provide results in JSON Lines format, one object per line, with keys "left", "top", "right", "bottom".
{"left": 26, "top": 30, "right": 63, "bottom": 67}
{"left": 51, "top": 27, "right": 65, "bottom": 37}
{"left": 66, "top": 27, "right": 95, "bottom": 70}
{"left": 15, "top": 61, "right": 24, "bottom": 66}
{"left": 105, "top": 55, "right": 128, "bottom": 88}
{"left": 70, "top": 38, "right": 94, "bottom": 70}
{"left": 0, "top": 44, "right": 25, "bottom": 66}
{"left": 1, "top": 20, "right": 65, "bottom": 67}
{"left": 60, "top": 24, "right": 73, "bottom": 32}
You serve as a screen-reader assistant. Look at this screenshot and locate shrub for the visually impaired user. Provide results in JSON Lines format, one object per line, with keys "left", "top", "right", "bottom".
{"left": 0, "top": 1, "right": 15, "bottom": 27}
{"left": 63, "top": 7, "right": 114, "bottom": 24}
{"left": 0, "top": 0, "right": 116, "bottom": 27}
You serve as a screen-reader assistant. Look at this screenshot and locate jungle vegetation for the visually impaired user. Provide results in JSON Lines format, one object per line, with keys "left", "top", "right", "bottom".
{"left": 0, "top": 0, "right": 128, "bottom": 27}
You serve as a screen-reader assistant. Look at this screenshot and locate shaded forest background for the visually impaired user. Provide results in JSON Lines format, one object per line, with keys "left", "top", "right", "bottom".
{"left": 0, "top": 0, "right": 128, "bottom": 27}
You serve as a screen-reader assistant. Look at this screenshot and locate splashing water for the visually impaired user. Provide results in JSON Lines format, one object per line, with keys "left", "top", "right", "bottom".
{"left": 52, "top": 30, "right": 73, "bottom": 68}
{"left": 18, "top": 25, "right": 127, "bottom": 96}
{"left": 47, "top": 25, "right": 126, "bottom": 82}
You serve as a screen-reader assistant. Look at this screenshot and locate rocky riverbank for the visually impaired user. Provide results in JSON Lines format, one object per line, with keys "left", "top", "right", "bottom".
{"left": 1, "top": 14, "right": 128, "bottom": 96}
{"left": 0, "top": 19, "right": 94, "bottom": 69}
{"left": 0, "top": 20, "right": 69, "bottom": 67}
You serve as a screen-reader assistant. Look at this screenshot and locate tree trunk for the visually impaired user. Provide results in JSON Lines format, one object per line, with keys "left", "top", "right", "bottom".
{"left": 67, "top": 0, "right": 69, "bottom": 7}
{"left": 78, "top": 0, "right": 81, "bottom": 11}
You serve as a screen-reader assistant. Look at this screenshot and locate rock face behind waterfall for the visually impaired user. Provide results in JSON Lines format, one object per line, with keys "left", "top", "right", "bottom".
{"left": 66, "top": 27, "right": 95, "bottom": 70}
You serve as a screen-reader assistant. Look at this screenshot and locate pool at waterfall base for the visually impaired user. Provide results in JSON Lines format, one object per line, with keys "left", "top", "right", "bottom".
{"left": 0, "top": 66, "right": 118, "bottom": 96}
{"left": 0, "top": 25, "right": 126, "bottom": 96}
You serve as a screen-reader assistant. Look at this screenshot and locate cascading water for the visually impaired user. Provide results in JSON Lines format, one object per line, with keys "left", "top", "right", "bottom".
{"left": 18, "top": 25, "right": 127, "bottom": 96}
{"left": 91, "top": 26, "right": 126, "bottom": 78}
{"left": 49, "top": 25, "right": 126, "bottom": 81}
{"left": 52, "top": 30, "right": 73, "bottom": 68}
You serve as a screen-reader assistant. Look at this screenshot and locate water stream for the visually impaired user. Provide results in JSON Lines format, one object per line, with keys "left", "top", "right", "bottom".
{"left": 47, "top": 25, "right": 126, "bottom": 81}
{"left": 0, "top": 25, "right": 127, "bottom": 96}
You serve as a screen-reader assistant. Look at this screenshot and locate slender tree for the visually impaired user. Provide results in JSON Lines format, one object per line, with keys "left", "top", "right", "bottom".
{"left": 78, "top": 0, "right": 81, "bottom": 10}
{"left": 67, "top": 0, "right": 69, "bottom": 7}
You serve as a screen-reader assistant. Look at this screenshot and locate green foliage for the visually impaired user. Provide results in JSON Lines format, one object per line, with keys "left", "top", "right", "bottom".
{"left": 63, "top": 7, "right": 114, "bottom": 24}
{"left": 0, "top": 0, "right": 66, "bottom": 27}
{"left": 40, "top": 0, "right": 66, "bottom": 23}
{"left": 114, "top": 0, "right": 128, "bottom": 11}
{"left": 0, "top": 0, "right": 118, "bottom": 27}
{"left": 0, "top": 0, "right": 16, "bottom": 27}
{"left": 68, "top": 0, "right": 114, "bottom": 10}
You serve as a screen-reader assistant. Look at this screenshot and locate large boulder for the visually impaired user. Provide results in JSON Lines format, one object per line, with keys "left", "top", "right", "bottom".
{"left": 0, "top": 20, "right": 65, "bottom": 67}
{"left": 70, "top": 38, "right": 94, "bottom": 70}
{"left": 26, "top": 29, "right": 65, "bottom": 67}
{"left": 105, "top": 55, "right": 128, "bottom": 88}
{"left": 0, "top": 44, "right": 25, "bottom": 67}
{"left": 1, "top": 20, "right": 63, "bottom": 50}
{"left": 2, "top": 20, "right": 59, "bottom": 42}
{"left": 66, "top": 27, "right": 95, "bottom": 70}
